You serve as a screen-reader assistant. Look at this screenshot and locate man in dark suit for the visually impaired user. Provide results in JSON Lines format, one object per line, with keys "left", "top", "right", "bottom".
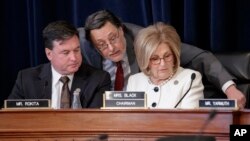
{"left": 8, "top": 21, "right": 111, "bottom": 109}
{"left": 82, "top": 10, "right": 245, "bottom": 109}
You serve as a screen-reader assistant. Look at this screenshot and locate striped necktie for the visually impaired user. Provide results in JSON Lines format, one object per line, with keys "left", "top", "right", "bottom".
{"left": 60, "top": 76, "right": 70, "bottom": 108}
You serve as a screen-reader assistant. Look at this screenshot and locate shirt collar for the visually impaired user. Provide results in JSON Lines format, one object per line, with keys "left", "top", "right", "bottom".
{"left": 51, "top": 65, "right": 74, "bottom": 86}
{"left": 103, "top": 51, "right": 128, "bottom": 65}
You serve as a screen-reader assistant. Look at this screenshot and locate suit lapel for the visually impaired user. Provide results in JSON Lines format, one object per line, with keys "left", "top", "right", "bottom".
{"left": 38, "top": 63, "right": 52, "bottom": 99}
{"left": 71, "top": 74, "right": 87, "bottom": 94}
{"left": 125, "top": 32, "right": 140, "bottom": 74}
{"left": 71, "top": 64, "right": 89, "bottom": 106}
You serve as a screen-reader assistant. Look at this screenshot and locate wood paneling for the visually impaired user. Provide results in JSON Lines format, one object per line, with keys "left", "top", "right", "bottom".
{"left": 0, "top": 109, "right": 249, "bottom": 141}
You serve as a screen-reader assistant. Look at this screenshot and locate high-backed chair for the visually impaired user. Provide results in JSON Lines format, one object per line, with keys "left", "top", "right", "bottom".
{"left": 78, "top": 23, "right": 250, "bottom": 108}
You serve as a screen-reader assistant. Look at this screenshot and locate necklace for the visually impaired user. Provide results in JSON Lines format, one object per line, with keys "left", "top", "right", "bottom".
{"left": 148, "top": 72, "right": 174, "bottom": 86}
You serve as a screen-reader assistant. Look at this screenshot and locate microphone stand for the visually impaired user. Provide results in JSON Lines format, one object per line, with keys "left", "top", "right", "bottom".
{"left": 174, "top": 73, "right": 196, "bottom": 108}
{"left": 195, "top": 110, "right": 217, "bottom": 141}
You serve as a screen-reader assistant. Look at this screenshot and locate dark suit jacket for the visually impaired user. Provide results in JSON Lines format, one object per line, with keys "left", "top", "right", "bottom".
{"left": 8, "top": 63, "right": 111, "bottom": 108}
{"left": 180, "top": 43, "right": 235, "bottom": 90}
{"left": 79, "top": 23, "right": 235, "bottom": 91}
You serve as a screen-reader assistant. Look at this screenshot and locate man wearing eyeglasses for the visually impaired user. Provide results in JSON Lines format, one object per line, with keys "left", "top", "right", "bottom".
{"left": 83, "top": 10, "right": 246, "bottom": 109}
{"left": 84, "top": 10, "right": 139, "bottom": 91}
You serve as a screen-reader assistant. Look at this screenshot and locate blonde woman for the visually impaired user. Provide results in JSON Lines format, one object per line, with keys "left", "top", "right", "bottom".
{"left": 127, "top": 22, "right": 204, "bottom": 109}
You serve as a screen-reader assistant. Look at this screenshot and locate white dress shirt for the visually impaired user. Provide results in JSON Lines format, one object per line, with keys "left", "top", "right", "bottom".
{"left": 51, "top": 66, "right": 73, "bottom": 109}
{"left": 103, "top": 53, "right": 131, "bottom": 91}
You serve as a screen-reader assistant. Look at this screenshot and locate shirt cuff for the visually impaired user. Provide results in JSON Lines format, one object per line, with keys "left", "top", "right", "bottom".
{"left": 222, "top": 80, "right": 235, "bottom": 93}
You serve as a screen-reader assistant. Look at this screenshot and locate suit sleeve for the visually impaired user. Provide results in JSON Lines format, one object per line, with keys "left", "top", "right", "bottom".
{"left": 181, "top": 43, "right": 235, "bottom": 90}
{"left": 86, "top": 71, "right": 111, "bottom": 108}
{"left": 8, "top": 71, "right": 25, "bottom": 99}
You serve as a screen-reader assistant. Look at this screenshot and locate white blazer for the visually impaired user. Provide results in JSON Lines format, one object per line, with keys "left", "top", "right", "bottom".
{"left": 126, "top": 67, "right": 204, "bottom": 109}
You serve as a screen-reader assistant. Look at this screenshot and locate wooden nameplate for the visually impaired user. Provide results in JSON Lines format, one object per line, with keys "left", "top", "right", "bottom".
{"left": 4, "top": 99, "right": 51, "bottom": 109}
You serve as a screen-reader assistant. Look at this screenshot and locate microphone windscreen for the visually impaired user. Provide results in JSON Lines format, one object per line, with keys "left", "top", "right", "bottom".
{"left": 99, "top": 134, "right": 108, "bottom": 140}
{"left": 191, "top": 73, "right": 196, "bottom": 80}
{"left": 44, "top": 81, "right": 48, "bottom": 86}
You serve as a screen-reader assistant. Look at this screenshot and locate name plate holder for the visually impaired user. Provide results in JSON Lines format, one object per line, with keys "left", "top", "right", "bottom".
{"left": 4, "top": 99, "right": 51, "bottom": 109}
{"left": 199, "top": 99, "right": 237, "bottom": 110}
{"left": 102, "top": 91, "right": 147, "bottom": 109}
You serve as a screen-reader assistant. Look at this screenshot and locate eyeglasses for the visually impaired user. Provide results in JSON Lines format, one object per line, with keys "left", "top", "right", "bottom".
{"left": 96, "top": 29, "right": 120, "bottom": 51}
{"left": 150, "top": 54, "right": 173, "bottom": 65}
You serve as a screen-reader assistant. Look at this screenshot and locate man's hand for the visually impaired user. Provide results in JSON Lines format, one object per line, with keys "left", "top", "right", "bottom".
{"left": 225, "top": 85, "right": 246, "bottom": 109}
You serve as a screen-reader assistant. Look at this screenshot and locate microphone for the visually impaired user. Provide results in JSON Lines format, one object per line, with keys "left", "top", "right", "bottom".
{"left": 42, "top": 80, "right": 48, "bottom": 97}
{"left": 156, "top": 110, "right": 217, "bottom": 141}
{"left": 43, "top": 81, "right": 48, "bottom": 88}
{"left": 98, "top": 134, "right": 108, "bottom": 140}
{"left": 44, "top": 81, "right": 48, "bottom": 87}
{"left": 200, "top": 110, "right": 217, "bottom": 132}
{"left": 88, "top": 134, "right": 108, "bottom": 141}
{"left": 195, "top": 110, "right": 217, "bottom": 141}
{"left": 174, "top": 73, "right": 196, "bottom": 108}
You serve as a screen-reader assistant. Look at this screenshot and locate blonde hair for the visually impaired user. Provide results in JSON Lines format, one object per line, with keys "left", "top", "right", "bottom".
{"left": 134, "top": 22, "right": 181, "bottom": 76}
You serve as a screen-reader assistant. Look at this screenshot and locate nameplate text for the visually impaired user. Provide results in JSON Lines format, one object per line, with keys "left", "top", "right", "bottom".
{"left": 4, "top": 99, "right": 51, "bottom": 109}
{"left": 199, "top": 99, "right": 237, "bottom": 109}
{"left": 102, "top": 91, "right": 146, "bottom": 109}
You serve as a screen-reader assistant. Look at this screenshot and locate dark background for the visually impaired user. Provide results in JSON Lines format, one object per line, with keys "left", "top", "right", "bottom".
{"left": 1, "top": 0, "right": 250, "bottom": 107}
